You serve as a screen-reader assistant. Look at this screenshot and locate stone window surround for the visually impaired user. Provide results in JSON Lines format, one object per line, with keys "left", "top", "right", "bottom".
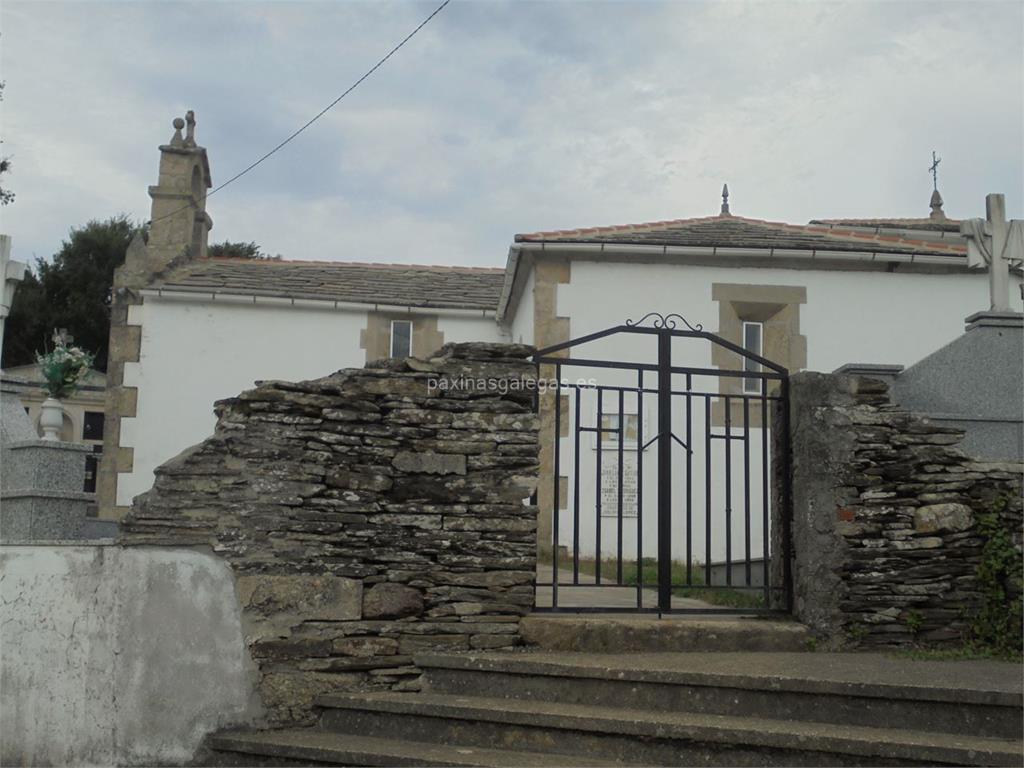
{"left": 711, "top": 283, "right": 807, "bottom": 428}
{"left": 360, "top": 311, "right": 444, "bottom": 362}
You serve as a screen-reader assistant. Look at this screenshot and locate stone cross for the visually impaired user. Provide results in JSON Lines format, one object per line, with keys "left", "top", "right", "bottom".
{"left": 1, "top": 236, "right": 28, "bottom": 369}
{"left": 960, "top": 193, "right": 1023, "bottom": 312}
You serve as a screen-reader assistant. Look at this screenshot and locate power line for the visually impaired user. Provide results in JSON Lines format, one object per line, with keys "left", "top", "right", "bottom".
{"left": 150, "top": 0, "right": 452, "bottom": 226}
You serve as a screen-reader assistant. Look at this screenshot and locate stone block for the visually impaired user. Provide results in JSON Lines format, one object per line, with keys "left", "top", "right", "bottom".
{"left": 260, "top": 671, "right": 363, "bottom": 724}
{"left": 331, "top": 636, "right": 399, "bottom": 657}
{"left": 397, "top": 634, "right": 469, "bottom": 654}
{"left": 362, "top": 583, "right": 424, "bottom": 619}
{"left": 392, "top": 451, "right": 466, "bottom": 476}
{"left": 913, "top": 503, "right": 974, "bottom": 534}
{"left": 237, "top": 574, "right": 362, "bottom": 621}
{"left": 0, "top": 490, "right": 92, "bottom": 541}
{"left": 3, "top": 440, "right": 91, "bottom": 494}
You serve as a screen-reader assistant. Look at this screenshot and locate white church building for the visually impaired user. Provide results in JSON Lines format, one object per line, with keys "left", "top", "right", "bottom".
{"left": 99, "top": 115, "right": 1022, "bottom": 604}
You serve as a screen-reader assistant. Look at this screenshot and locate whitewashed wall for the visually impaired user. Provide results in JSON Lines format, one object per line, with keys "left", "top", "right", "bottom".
{"left": 437, "top": 312, "right": 508, "bottom": 348}
{"left": 119, "top": 296, "right": 503, "bottom": 507}
{"left": 546, "top": 259, "right": 1022, "bottom": 572}
{"left": 509, "top": 267, "right": 535, "bottom": 346}
{"left": 0, "top": 544, "right": 259, "bottom": 766}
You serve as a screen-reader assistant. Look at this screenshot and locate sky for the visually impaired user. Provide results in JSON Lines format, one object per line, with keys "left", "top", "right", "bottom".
{"left": 2, "top": 0, "right": 1022, "bottom": 268}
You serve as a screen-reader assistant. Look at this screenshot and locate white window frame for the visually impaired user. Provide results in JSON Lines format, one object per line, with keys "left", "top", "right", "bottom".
{"left": 742, "top": 320, "right": 763, "bottom": 395}
{"left": 390, "top": 319, "right": 413, "bottom": 358}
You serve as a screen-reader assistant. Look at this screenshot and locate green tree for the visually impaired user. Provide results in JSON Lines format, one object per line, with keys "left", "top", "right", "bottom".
{"left": 1, "top": 81, "right": 14, "bottom": 206}
{"left": 208, "top": 240, "right": 281, "bottom": 260}
{"left": 2, "top": 216, "right": 139, "bottom": 371}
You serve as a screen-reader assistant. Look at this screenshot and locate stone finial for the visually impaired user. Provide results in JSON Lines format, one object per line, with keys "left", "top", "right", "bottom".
{"left": 185, "top": 110, "right": 196, "bottom": 146}
{"left": 720, "top": 183, "right": 730, "bottom": 216}
{"left": 930, "top": 188, "right": 946, "bottom": 220}
{"left": 170, "top": 117, "right": 185, "bottom": 147}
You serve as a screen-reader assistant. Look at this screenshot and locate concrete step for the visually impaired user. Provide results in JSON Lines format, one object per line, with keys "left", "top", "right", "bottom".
{"left": 208, "top": 729, "right": 626, "bottom": 767}
{"left": 416, "top": 651, "right": 1024, "bottom": 740}
{"left": 315, "top": 691, "right": 1024, "bottom": 767}
{"left": 519, "top": 614, "right": 810, "bottom": 652}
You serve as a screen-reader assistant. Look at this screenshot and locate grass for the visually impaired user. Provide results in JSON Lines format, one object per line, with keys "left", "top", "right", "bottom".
{"left": 544, "top": 555, "right": 766, "bottom": 609}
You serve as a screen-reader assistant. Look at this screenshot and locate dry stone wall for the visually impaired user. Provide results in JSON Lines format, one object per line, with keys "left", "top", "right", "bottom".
{"left": 121, "top": 342, "right": 539, "bottom": 723}
{"left": 784, "top": 372, "right": 1022, "bottom": 648}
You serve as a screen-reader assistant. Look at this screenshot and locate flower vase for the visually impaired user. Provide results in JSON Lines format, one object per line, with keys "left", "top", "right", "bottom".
{"left": 40, "top": 397, "right": 64, "bottom": 442}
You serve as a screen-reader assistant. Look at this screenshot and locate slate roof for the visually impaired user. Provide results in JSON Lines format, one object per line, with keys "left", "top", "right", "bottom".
{"left": 515, "top": 214, "right": 967, "bottom": 257}
{"left": 151, "top": 259, "right": 506, "bottom": 311}
{"left": 809, "top": 217, "right": 963, "bottom": 234}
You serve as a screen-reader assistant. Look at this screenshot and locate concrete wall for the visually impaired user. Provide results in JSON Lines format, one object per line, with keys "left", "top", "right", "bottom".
{"left": 117, "top": 296, "right": 504, "bottom": 507}
{"left": 0, "top": 545, "right": 260, "bottom": 766}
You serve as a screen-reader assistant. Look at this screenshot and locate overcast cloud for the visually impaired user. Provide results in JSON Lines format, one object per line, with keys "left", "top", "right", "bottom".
{"left": 2, "top": 0, "right": 1022, "bottom": 267}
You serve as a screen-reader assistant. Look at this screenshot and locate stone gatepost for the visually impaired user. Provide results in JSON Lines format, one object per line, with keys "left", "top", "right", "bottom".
{"left": 778, "top": 371, "right": 1022, "bottom": 648}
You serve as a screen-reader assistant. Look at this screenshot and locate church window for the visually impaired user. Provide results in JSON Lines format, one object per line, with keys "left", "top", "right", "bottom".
{"left": 742, "top": 321, "right": 763, "bottom": 394}
{"left": 390, "top": 320, "right": 412, "bottom": 358}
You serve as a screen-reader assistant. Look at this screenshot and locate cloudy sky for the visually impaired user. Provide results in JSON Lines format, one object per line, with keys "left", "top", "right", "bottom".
{"left": 2, "top": 0, "right": 1022, "bottom": 267}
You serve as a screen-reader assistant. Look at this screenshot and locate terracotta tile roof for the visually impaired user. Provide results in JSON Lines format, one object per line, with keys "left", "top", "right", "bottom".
{"left": 151, "top": 258, "right": 506, "bottom": 311}
{"left": 516, "top": 214, "right": 967, "bottom": 257}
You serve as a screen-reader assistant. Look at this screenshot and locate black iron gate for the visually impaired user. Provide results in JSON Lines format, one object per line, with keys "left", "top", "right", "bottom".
{"left": 533, "top": 313, "right": 792, "bottom": 614}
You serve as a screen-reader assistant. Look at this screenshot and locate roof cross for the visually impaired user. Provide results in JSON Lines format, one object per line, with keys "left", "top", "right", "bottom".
{"left": 929, "top": 151, "right": 941, "bottom": 192}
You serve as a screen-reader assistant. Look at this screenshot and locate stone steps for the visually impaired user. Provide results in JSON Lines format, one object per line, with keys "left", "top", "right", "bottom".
{"left": 518, "top": 614, "right": 810, "bottom": 652}
{"left": 315, "top": 691, "right": 1021, "bottom": 766}
{"left": 208, "top": 730, "right": 623, "bottom": 767}
{"left": 416, "top": 651, "right": 1023, "bottom": 739}
{"left": 208, "top": 649, "right": 1024, "bottom": 766}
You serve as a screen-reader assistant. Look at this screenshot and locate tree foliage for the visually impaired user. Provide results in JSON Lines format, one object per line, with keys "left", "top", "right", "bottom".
{"left": 208, "top": 240, "right": 281, "bottom": 260}
{"left": 2, "top": 216, "right": 139, "bottom": 371}
{"left": 1, "top": 81, "right": 14, "bottom": 206}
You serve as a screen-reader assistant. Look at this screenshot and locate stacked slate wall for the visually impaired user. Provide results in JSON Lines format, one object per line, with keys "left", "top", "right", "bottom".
{"left": 121, "top": 342, "right": 539, "bottom": 723}
{"left": 783, "top": 372, "right": 1022, "bottom": 648}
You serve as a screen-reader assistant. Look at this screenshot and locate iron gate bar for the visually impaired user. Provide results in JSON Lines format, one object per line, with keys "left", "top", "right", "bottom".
{"left": 639, "top": 431, "right": 692, "bottom": 453}
{"left": 705, "top": 395, "right": 712, "bottom": 587}
{"left": 535, "top": 325, "right": 788, "bottom": 375}
{"left": 550, "top": 379, "right": 784, "bottom": 402}
{"left": 781, "top": 377, "right": 794, "bottom": 612}
{"left": 535, "top": 355, "right": 786, "bottom": 381}
{"left": 745, "top": 399, "right": 753, "bottom": 585}
{"left": 573, "top": 391, "right": 581, "bottom": 585}
{"left": 657, "top": 329, "right": 672, "bottom": 612}
{"left": 725, "top": 395, "right": 732, "bottom": 585}
{"left": 617, "top": 388, "right": 625, "bottom": 585}
{"left": 685, "top": 373, "right": 693, "bottom": 587}
{"left": 761, "top": 383, "right": 770, "bottom": 605}
{"left": 636, "top": 368, "right": 644, "bottom": 608}
{"left": 595, "top": 388, "right": 603, "bottom": 586}
{"left": 553, "top": 363, "right": 561, "bottom": 610}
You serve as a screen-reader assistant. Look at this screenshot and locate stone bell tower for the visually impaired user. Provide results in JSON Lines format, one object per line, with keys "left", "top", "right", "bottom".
{"left": 116, "top": 111, "right": 213, "bottom": 288}
{"left": 99, "top": 111, "right": 213, "bottom": 519}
